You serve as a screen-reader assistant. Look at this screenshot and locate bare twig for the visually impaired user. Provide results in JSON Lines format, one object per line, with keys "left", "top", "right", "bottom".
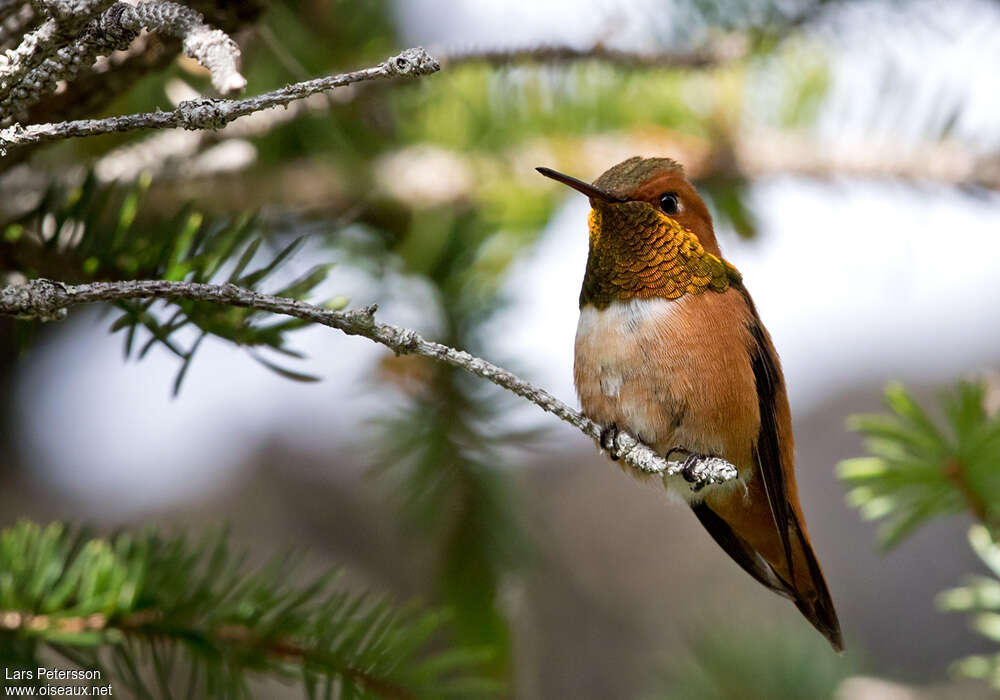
{"left": 0, "top": 47, "right": 440, "bottom": 152}
{"left": 92, "top": 89, "right": 339, "bottom": 182}
{"left": 0, "top": 278, "right": 739, "bottom": 489}
{"left": 0, "top": 38, "right": 740, "bottom": 157}
{"left": 438, "top": 39, "right": 748, "bottom": 70}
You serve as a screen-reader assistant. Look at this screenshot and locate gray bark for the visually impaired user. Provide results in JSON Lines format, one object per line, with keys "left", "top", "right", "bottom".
{"left": 0, "top": 0, "right": 250, "bottom": 123}
{"left": 0, "top": 47, "right": 440, "bottom": 152}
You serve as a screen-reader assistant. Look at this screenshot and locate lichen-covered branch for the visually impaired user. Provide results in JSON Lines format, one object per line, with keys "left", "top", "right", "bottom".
{"left": 0, "top": 47, "right": 440, "bottom": 151}
{"left": 123, "top": 0, "right": 245, "bottom": 93}
{"left": 0, "top": 1, "right": 262, "bottom": 172}
{"left": 0, "top": 38, "right": 737, "bottom": 155}
{"left": 0, "top": 0, "right": 248, "bottom": 123}
{"left": 0, "top": 0, "right": 114, "bottom": 108}
{"left": 1, "top": 5, "right": 137, "bottom": 119}
{"left": 0, "top": 278, "right": 739, "bottom": 489}
{"left": 93, "top": 91, "right": 333, "bottom": 182}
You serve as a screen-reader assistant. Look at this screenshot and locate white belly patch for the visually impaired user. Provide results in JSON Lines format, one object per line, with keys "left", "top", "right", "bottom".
{"left": 574, "top": 297, "right": 682, "bottom": 436}
{"left": 576, "top": 297, "right": 677, "bottom": 338}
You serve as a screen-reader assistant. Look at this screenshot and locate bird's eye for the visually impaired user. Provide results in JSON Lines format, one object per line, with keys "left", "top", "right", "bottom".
{"left": 659, "top": 192, "right": 680, "bottom": 215}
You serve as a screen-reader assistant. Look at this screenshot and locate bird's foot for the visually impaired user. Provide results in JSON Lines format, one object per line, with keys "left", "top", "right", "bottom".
{"left": 599, "top": 422, "right": 622, "bottom": 460}
{"left": 680, "top": 452, "right": 714, "bottom": 492}
{"left": 664, "top": 447, "right": 738, "bottom": 492}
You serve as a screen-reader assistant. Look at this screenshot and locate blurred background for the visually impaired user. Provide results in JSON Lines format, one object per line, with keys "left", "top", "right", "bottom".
{"left": 2, "top": 0, "right": 1000, "bottom": 697}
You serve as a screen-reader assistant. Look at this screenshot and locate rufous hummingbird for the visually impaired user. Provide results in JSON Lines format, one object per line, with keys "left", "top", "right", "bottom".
{"left": 537, "top": 156, "right": 843, "bottom": 651}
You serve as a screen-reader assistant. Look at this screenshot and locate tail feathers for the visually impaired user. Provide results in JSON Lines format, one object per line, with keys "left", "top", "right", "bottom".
{"left": 795, "top": 593, "right": 844, "bottom": 652}
{"left": 790, "top": 518, "right": 844, "bottom": 652}
{"left": 692, "top": 502, "right": 795, "bottom": 599}
{"left": 692, "top": 502, "right": 843, "bottom": 652}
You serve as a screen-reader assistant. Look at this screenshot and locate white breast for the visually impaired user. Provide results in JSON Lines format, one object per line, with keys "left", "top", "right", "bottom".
{"left": 577, "top": 300, "right": 662, "bottom": 399}
{"left": 577, "top": 298, "right": 662, "bottom": 335}
{"left": 575, "top": 298, "right": 679, "bottom": 358}
{"left": 574, "top": 297, "right": 681, "bottom": 428}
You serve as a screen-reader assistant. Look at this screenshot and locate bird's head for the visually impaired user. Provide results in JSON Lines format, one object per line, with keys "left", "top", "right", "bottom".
{"left": 537, "top": 156, "right": 732, "bottom": 309}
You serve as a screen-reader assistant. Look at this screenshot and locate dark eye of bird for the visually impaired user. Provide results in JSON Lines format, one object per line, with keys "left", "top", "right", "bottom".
{"left": 659, "top": 192, "right": 680, "bottom": 215}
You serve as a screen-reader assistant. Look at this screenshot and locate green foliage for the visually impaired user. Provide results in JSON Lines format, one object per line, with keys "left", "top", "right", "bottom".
{"left": 646, "top": 619, "right": 855, "bottom": 700}
{"left": 2, "top": 172, "right": 334, "bottom": 393}
{"left": 259, "top": 0, "right": 398, "bottom": 75}
{"left": 374, "top": 381, "right": 531, "bottom": 662}
{"left": 842, "top": 382, "right": 1000, "bottom": 691}
{"left": 773, "top": 47, "right": 830, "bottom": 128}
{"left": 368, "top": 208, "right": 538, "bottom": 676}
{"left": 697, "top": 176, "right": 759, "bottom": 239}
{"left": 938, "top": 525, "right": 1000, "bottom": 690}
{"left": 397, "top": 64, "right": 709, "bottom": 154}
{"left": 0, "top": 521, "right": 499, "bottom": 699}
{"left": 838, "top": 381, "right": 1000, "bottom": 550}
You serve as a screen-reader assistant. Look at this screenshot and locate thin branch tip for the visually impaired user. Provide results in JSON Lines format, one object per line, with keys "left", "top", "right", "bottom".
{"left": 1, "top": 46, "right": 440, "bottom": 148}
{"left": 386, "top": 46, "right": 440, "bottom": 76}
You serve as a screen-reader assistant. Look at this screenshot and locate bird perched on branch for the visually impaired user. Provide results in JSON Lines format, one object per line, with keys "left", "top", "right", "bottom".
{"left": 537, "top": 157, "right": 843, "bottom": 651}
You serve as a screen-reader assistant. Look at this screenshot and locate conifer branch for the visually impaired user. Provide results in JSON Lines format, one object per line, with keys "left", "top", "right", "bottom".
{"left": 943, "top": 457, "right": 993, "bottom": 528}
{"left": 0, "top": 0, "right": 249, "bottom": 122}
{"left": 0, "top": 277, "right": 739, "bottom": 489}
{"left": 0, "top": 47, "right": 439, "bottom": 151}
{"left": 124, "top": 1, "right": 247, "bottom": 94}
{"left": 0, "top": 609, "right": 418, "bottom": 698}
{"left": 839, "top": 381, "right": 1000, "bottom": 550}
{"left": 0, "top": 521, "right": 496, "bottom": 698}
{"left": 0, "top": 0, "right": 246, "bottom": 123}
{"left": 0, "top": 0, "right": 116, "bottom": 109}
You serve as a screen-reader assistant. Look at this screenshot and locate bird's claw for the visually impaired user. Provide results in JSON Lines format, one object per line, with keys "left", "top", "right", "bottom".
{"left": 680, "top": 453, "right": 711, "bottom": 492}
{"left": 599, "top": 423, "right": 621, "bottom": 460}
{"left": 664, "top": 446, "right": 727, "bottom": 492}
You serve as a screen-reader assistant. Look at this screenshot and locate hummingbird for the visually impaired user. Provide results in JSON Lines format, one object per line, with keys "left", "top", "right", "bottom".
{"left": 537, "top": 156, "right": 843, "bottom": 651}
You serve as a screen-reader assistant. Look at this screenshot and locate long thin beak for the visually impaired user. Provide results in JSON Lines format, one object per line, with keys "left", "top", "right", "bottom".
{"left": 535, "top": 167, "right": 622, "bottom": 203}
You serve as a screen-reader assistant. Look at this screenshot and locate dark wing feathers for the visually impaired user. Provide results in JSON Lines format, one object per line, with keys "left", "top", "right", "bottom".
{"left": 746, "top": 318, "right": 795, "bottom": 583}
{"left": 736, "top": 285, "right": 843, "bottom": 651}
